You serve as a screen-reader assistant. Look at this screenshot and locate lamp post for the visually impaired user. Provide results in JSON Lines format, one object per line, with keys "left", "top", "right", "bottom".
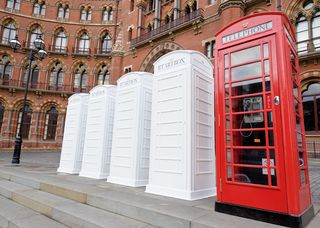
{"left": 10, "top": 35, "right": 47, "bottom": 164}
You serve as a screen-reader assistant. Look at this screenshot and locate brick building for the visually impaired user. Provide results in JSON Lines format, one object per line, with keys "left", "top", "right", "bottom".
{"left": 0, "top": 0, "right": 319, "bottom": 151}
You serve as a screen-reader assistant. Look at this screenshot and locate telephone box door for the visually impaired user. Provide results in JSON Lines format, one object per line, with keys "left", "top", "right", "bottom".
{"left": 218, "top": 35, "right": 288, "bottom": 212}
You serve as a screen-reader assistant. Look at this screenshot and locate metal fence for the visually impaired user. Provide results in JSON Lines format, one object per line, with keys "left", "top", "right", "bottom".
{"left": 306, "top": 141, "right": 320, "bottom": 159}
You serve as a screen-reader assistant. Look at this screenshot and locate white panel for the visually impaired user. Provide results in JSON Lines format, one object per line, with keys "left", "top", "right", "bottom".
{"left": 79, "top": 85, "right": 116, "bottom": 179}
{"left": 146, "top": 50, "right": 216, "bottom": 200}
{"left": 108, "top": 72, "right": 153, "bottom": 187}
{"left": 58, "top": 93, "right": 89, "bottom": 174}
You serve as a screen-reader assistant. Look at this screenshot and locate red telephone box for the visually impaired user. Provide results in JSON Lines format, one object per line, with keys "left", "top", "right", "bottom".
{"left": 214, "top": 12, "right": 314, "bottom": 227}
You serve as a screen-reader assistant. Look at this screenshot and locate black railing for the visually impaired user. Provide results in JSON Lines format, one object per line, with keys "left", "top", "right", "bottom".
{"left": 130, "top": 9, "right": 204, "bottom": 47}
{"left": 307, "top": 141, "right": 320, "bottom": 159}
{"left": 72, "top": 47, "right": 91, "bottom": 55}
{"left": 296, "top": 37, "right": 320, "bottom": 55}
{"left": 95, "top": 48, "right": 112, "bottom": 55}
{"left": 48, "top": 45, "right": 68, "bottom": 54}
{"left": 0, "top": 79, "right": 93, "bottom": 93}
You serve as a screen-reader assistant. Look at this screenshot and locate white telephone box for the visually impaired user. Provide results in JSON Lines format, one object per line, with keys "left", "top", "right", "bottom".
{"left": 79, "top": 85, "right": 116, "bottom": 179}
{"left": 108, "top": 72, "right": 153, "bottom": 187}
{"left": 146, "top": 50, "right": 216, "bottom": 200}
{"left": 57, "top": 93, "right": 89, "bottom": 174}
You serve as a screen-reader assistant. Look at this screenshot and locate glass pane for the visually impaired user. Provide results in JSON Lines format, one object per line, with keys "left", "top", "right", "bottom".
{"left": 225, "top": 115, "right": 230, "bottom": 129}
{"left": 227, "top": 166, "right": 232, "bottom": 181}
{"left": 226, "top": 131, "right": 231, "bottom": 146}
{"left": 267, "top": 112, "right": 273, "bottom": 127}
{"left": 224, "top": 54, "right": 229, "bottom": 67}
{"left": 226, "top": 149, "right": 231, "bottom": 163}
{"left": 263, "top": 43, "right": 269, "bottom": 58}
{"left": 232, "top": 96, "right": 263, "bottom": 113}
{"left": 231, "top": 46, "right": 260, "bottom": 66}
{"left": 268, "top": 130, "right": 274, "bottom": 146}
{"left": 225, "top": 69, "right": 229, "bottom": 82}
{"left": 234, "top": 166, "right": 268, "bottom": 185}
{"left": 265, "top": 76, "right": 271, "bottom": 91}
{"left": 232, "top": 130, "right": 266, "bottom": 146}
{"left": 303, "top": 96, "right": 315, "bottom": 131}
{"left": 271, "top": 169, "right": 277, "bottom": 186}
{"left": 231, "top": 62, "right": 262, "bottom": 81}
{"left": 225, "top": 99, "right": 230, "bottom": 113}
{"left": 231, "top": 78, "right": 263, "bottom": 96}
{"left": 264, "top": 60, "right": 270, "bottom": 75}
{"left": 225, "top": 84, "right": 229, "bottom": 97}
{"left": 233, "top": 149, "right": 266, "bottom": 166}
{"left": 232, "top": 112, "right": 264, "bottom": 129}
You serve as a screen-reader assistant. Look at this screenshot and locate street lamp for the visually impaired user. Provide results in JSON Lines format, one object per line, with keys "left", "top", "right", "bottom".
{"left": 10, "top": 35, "right": 47, "bottom": 164}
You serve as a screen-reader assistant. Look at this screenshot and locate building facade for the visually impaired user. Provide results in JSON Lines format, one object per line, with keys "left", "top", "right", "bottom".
{"left": 0, "top": 0, "right": 319, "bottom": 150}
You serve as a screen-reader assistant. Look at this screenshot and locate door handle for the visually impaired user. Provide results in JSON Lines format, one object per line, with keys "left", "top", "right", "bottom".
{"left": 274, "top": 96, "right": 280, "bottom": 105}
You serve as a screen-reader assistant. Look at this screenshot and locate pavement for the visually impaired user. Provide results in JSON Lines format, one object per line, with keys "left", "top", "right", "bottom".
{"left": 0, "top": 151, "right": 319, "bottom": 228}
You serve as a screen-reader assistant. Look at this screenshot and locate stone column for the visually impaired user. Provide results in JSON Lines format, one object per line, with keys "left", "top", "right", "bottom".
{"left": 110, "top": 39, "right": 124, "bottom": 84}
{"left": 137, "top": 2, "right": 146, "bottom": 37}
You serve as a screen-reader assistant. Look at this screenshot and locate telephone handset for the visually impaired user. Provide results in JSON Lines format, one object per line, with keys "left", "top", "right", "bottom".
{"left": 243, "top": 96, "right": 264, "bottom": 123}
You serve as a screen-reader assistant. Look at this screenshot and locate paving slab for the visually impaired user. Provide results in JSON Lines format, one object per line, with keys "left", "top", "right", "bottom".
{"left": 0, "top": 179, "right": 32, "bottom": 198}
{"left": 0, "top": 195, "right": 68, "bottom": 228}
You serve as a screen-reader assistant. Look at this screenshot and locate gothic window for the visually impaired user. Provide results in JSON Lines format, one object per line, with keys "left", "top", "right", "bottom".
{"left": 130, "top": 0, "right": 134, "bottom": 12}
{"left": 0, "top": 103, "right": 4, "bottom": 134}
{"left": 303, "top": 83, "right": 320, "bottom": 132}
{"left": 73, "top": 64, "right": 88, "bottom": 90}
{"left": 185, "top": 5, "right": 191, "bottom": 14}
{"left": 192, "top": 1, "right": 197, "bottom": 11}
{"left": 6, "top": 0, "right": 20, "bottom": 10}
{"left": 205, "top": 40, "right": 215, "bottom": 59}
{"left": 43, "top": 107, "right": 58, "bottom": 140}
{"left": 100, "top": 32, "right": 112, "bottom": 54}
{"left": 128, "top": 27, "right": 133, "bottom": 41}
{"left": 54, "top": 29, "right": 67, "bottom": 52}
{"left": 295, "top": 1, "right": 320, "bottom": 54}
{"left": 29, "top": 26, "right": 43, "bottom": 48}
{"left": 147, "top": 24, "right": 153, "bottom": 32}
{"left": 103, "top": 7, "right": 113, "bottom": 21}
{"left": 2, "top": 21, "right": 17, "bottom": 45}
{"left": 80, "top": 6, "right": 92, "bottom": 21}
{"left": 58, "top": 4, "right": 69, "bottom": 19}
{"left": 49, "top": 62, "right": 64, "bottom": 88}
{"left": 77, "top": 31, "right": 90, "bottom": 54}
{"left": 33, "top": 0, "right": 46, "bottom": 16}
{"left": 97, "top": 64, "right": 110, "bottom": 85}
{"left": 16, "top": 105, "right": 32, "bottom": 139}
{"left": 0, "top": 55, "right": 13, "bottom": 83}
{"left": 24, "top": 62, "right": 39, "bottom": 88}
{"left": 148, "top": 0, "right": 155, "bottom": 11}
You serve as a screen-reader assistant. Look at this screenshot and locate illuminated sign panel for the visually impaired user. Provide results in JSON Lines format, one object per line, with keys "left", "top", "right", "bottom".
{"left": 222, "top": 22, "right": 272, "bottom": 44}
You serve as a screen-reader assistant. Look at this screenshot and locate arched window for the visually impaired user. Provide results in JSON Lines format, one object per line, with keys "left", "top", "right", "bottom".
{"left": 24, "top": 61, "right": 39, "bottom": 88}
{"left": 100, "top": 32, "right": 112, "bottom": 54}
{"left": 57, "top": 4, "right": 69, "bottom": 19}
{"left": 29, "top": 26, "right": 43, "bottom": 48}
{"left": 33, "top": 0, "right": 46, "bottom": 16}
{"left": 97, "top": 64, "right": 110, "bottom": 85}
{"left": 0, "top": 55, "right": 13, "bottom": 83}
{"left": 16, "top": 105, "right": 32, "bottom": 139}
{"left": 192, "top": 1, "right": 197, "bottom": 11}
{"left": 185, "top": 5, "right": 191, "bottom": 14}
{"left": 2, "top": 21, "right": 17, "bottom": 45}
{"left": 302, "top": 83, "right": 320, "bottom": 132}
{"left": 54, "top": 29, "right": 67, "bottom": 52}
{"left": 44, "top": 107, "right": 58, "bottom": 140}
{"left": 80, "top": 7, "right": 92, "bottom": 21}
{"left": 0, "top": 103, "right": 4, "bottom": 134}
{"left": 130, "top": 0, "right": 134, "bottom": 12}
{"left": 6, "top": 0, "right": 20, "bottom": 10}
{"left": 49, "top": 62, "right": 64, "bottom": 89}
{"left": 73, "top": 64, "right": 88, "bottom": 91}
{"left": 128, "top": 27, "right": 133, "bottom": 42}
{"left": 165, "top": 15, "right": 170, "bottom": 24}
{"left": 312, "top": 11, "right": 320, "bottom": 51}
{"left": 147, "top": 24, "right": 152, "bottom": 32}
{"left": 148, "top": 0, "right": 155, "bottom": 11}
{"left": 78, "top": 31, "right": 90, "bottom": 54}
{"left": 295, "top": 1, "right": 320, "bottom": 54}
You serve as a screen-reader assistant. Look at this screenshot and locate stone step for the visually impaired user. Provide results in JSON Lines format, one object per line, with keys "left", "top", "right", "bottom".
{"left": 0, "top": 168, "right": 285, "bottom": 228}
{"left": 0, "top": 195, "right": 68, "bottom": 228}
{"left": 0, "top": 178, "right": 153, "bottom": 228}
